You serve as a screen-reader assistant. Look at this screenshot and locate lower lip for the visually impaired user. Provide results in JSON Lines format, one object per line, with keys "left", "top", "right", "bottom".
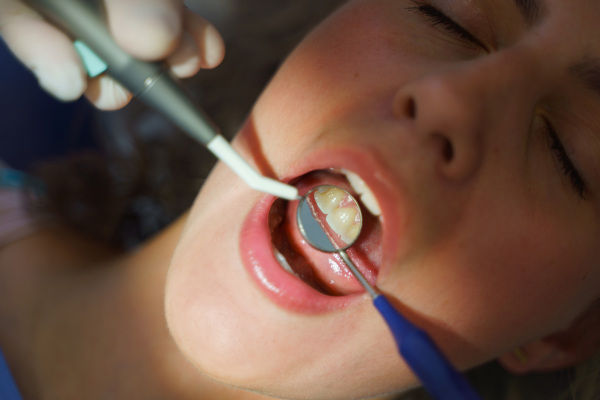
{"left": 240, "top": 195, "right": 363, "bottom": 313}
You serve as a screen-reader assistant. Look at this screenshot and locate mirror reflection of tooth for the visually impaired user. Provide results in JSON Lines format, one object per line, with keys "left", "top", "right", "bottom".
{"left": 298, "top": 184, "right": 364, "bottom": 252}
{"left": 360, "top": 190, "right": 381, "bottom": 216}
{"left": 342, "top": 223, "right": 361, "bottom": 244}
{"left": 314, "top": 187, "right": 345, "bottom": 213}
{"left": 326, "top": 207, "right": 358, "bottom": 238}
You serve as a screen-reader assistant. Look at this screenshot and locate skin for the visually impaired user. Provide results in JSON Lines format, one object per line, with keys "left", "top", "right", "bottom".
{"left": 2, "top": 0, "right": 600, "bottom": 399}
{"left": 0, "top": 222, "right": 278, "bottom": 399}
{"left": 165, "top": 0, "right": 600, "bottom": 399}
{"left": 0, "top": 0, "right": 225, "bottom": 109}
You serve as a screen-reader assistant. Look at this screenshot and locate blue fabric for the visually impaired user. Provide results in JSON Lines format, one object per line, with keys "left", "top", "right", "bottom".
{"left": 0, "top": 168, "right": 45, "bottom": 196}
{"left": 0, "top": 169, "right": 29, "bottom": 189}
{"left": 0, "top": 348, "right": 22, "bottom": 400}
{"left": 0, "top": 38, "right": 98, "bottom": 171}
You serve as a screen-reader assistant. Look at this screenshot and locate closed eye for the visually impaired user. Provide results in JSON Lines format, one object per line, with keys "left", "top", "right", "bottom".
{"left": 407, "top": 0, "right": 486, "bottom": 49}
{"left": 544, "top": 118, "right": 587, "bottom": 199}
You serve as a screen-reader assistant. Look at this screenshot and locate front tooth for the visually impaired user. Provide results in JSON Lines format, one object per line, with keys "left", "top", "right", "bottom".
{"left": 273, "top": 247, "right": 296, "bottom": 276}
{"left": 342, "top": 169, "right": 381, "bottom": 217}
{"left": 344, "top": 169, "right": 367, "bottom": 193}
{"left": 359, "top": 189, "right": 381, "bottom": 216}
{"left": 314, "top": 186, "right": 345, "bottom": 213}
{"left": 326, "top": 207, "right": 358, "bottom": 242}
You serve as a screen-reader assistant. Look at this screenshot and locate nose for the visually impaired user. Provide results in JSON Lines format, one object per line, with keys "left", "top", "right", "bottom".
{"left": 392, "top": 69, "right": 487, "bottom": 183}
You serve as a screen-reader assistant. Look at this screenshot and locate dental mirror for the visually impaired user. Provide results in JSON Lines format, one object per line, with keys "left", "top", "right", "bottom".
{"left": 296, "top": 185, "right": 363, "bottom": 253}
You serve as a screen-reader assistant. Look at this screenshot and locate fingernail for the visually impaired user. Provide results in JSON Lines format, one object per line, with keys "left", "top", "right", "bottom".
{"left": 202, "top": 24, "right": 225, "bottom": 68}
{"left": 87, "top": 75, "right": 132, "bottom": 110}
{"left": 33, "top": 62, "right": 86, "bottom": 102}
{"left": 168, "top": 32, "right": 200, "bottom": 77}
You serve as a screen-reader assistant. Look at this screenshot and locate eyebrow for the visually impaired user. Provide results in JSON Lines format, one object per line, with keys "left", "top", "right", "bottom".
{"left": 513, "top": 0, "right": 544, "bottom": 26}
{"left": 569, "top": 59, "right": 600, "bottom": 100}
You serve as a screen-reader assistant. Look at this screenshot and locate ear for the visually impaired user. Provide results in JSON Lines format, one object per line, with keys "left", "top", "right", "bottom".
{"left": 499, "top": 299, "right": 600, "bottom": 375}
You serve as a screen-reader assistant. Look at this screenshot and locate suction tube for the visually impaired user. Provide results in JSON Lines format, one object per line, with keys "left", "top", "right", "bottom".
{"left": 26, "top": 0, "right": 299, "bottom": 200}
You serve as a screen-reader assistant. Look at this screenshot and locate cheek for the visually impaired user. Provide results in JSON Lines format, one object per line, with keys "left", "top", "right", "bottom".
{"left": 251, "top": 0, "right": 419, "bottom": 151}
{"left": 380, "top": 194, "right": 596, "bottom": 362}
{"left": 164, "top": 163, "right": 255, "bottom": 365}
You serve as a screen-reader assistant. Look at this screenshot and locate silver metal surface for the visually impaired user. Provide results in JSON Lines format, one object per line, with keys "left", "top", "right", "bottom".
{"left": 337, "top": 250, "right": 378, "bottom": 298}
{"left": 296, "top": 185, "right": 377, "bottom": 297}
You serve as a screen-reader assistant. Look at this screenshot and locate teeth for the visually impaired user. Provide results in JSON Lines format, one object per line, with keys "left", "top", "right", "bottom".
{"left": 342, "top": 169, "right": 381, "bottom": 217}
{"left": 314, "top": 187, "right": 361, "bottom": 244}
{"left": 343, "top": 222, "right": 361, "bottom": 244}
{"left": 314, "top": 185, "right": 344, "bottom": 213}
{"left": 273, "top": 247, "right": 297, "bottom": 276}
{"left": 359, "top": 190, "right": 380, "bottom": 216}
{"left": 326, "top": 207, "right": 357, "bottom": 235}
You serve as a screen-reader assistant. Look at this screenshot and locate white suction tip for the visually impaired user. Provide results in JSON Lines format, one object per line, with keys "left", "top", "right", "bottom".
{"left": 207, "top": 135, "right": 299, "bottom": 201}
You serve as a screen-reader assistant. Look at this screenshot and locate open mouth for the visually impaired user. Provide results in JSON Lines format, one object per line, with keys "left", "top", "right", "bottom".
{"left": 269, "top": 169, "right": 383, "bottom": 296}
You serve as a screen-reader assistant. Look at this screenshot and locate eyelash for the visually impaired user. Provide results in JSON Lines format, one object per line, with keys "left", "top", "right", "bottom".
{"left": 408, "top": 1, "right": 586, "bottom": 198}
{"left": 544, "top": 119, "right": 587, "bottom": 198}
{"left": 407, "top": 0, "right": 485, "bottom": 48}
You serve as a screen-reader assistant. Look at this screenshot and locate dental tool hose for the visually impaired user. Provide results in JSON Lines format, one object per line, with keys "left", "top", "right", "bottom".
{"left": 338, "top": 252, "right": 482, "bottom": 400}
{"left": 296, "top": 186, "right": 481, "bottom": 399}
{"left": 25, "top": 0, "right": 299, "bottom": 201}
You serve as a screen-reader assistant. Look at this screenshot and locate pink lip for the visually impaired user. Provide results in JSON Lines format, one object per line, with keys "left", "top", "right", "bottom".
{"left": 240, "top": 195, "right": 363, "bottom": 313}
{"left": 239, "top": 146, "right": 403, "bottom": 313}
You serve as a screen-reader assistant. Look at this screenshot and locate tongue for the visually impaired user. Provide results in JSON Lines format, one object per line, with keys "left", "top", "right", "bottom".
{"left": 277, "top": 171, "right": 382, "bottom": 296}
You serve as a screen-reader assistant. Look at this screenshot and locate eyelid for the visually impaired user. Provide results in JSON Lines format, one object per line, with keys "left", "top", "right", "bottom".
{"left": 410, "top": 0, "right": 493, "bottom": 51}
{"left": 540, "top": 114, "right": 588, "bottom": 199}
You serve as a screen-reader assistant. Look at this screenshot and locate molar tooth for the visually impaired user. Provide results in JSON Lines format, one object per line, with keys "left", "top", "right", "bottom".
{"left": 342, "top": 169, "right": 381, "bottom": 217}
{"left": 326, "top": 207, "right": 358, "bottom": 240}
{"left": 342, "top": 223, "right": 361, "bottom": 244}
{"left": 314, "top": 187, "right": 345, "bottom": 214}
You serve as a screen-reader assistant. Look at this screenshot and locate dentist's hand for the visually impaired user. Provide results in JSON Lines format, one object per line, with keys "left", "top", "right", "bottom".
{"left": 0, "top": 0, "right": 225, "bottom": 109}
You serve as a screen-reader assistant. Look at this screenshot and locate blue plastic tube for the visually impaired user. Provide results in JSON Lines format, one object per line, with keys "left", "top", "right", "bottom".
{"left": 0, "top": 348, "right": 23, "bottom": 400}
{"left": 373, "top": 295, "right": 481, "bottom": 400}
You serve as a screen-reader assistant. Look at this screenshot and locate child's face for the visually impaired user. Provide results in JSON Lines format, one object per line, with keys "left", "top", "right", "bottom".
{"left": 166, "top": 0, "right": 600, "bottom": 398}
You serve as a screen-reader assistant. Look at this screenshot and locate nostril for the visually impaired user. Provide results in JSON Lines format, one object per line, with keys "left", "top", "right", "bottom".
{"left": 432, "top": 132, "right": 481, "bottom": 181}
{"left": 433, "top": 133, "right": 454, "bottom": 163}
{"left": 405, "top": 98, "right": 416, "bottom": 118}
{"left": 442, "top": 137, "right": 454, "bottom": 162}
{"left": 393, "top": 93, "right": 417, "bottom": 119}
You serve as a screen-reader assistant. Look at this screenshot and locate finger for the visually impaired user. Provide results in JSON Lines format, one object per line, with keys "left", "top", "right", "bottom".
{"left": 84, "top": 74, "right": 133, "bottom": 110}
{"left": 165, "top": 10, "right": 225, "bottom": 78}
{"left": 0, "top": 0, "right": 87, "bottom": 101}
{"left": 104, "top": 0, "right": 183, "bottom": 61}
{"left": 166, "top": 31, "right": 201, "bottom": 78}
{"left": 182, "top": 10, "right": 224, "bottom": 70}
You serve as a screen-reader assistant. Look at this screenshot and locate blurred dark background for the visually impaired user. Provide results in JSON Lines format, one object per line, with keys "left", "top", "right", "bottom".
{"left": 0, "top": 38, "right": 98, "bottom": 171}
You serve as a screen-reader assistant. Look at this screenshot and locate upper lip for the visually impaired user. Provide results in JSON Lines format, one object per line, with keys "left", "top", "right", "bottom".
{"left": 238, "top": 134, "right": 405, "bottom": 312}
